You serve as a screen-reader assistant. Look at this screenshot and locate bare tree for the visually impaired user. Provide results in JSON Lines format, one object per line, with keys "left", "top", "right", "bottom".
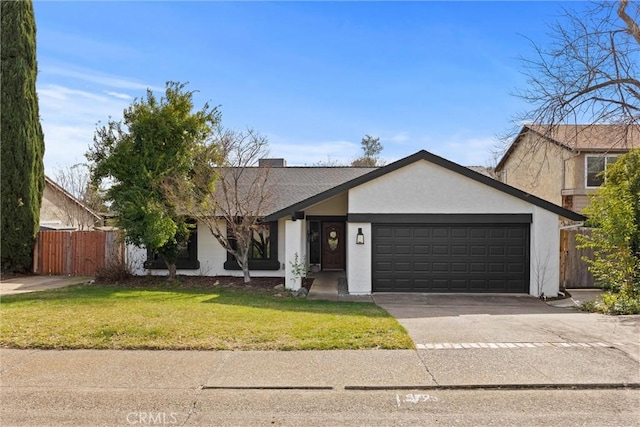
{"left": 311, "top": 156, "right": 344, "bottom": 167}
{"left": 166, "top": 128, "right": 273, "bottom": 283}
{"left": 504, "top": 1, "right": 639, "bottom": 153}
{"left": 50, "top": 163, "right": 104, "bottom": 230}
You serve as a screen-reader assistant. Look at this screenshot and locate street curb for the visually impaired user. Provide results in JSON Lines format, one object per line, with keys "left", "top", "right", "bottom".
{"left": 200, "top": 383, "right": 640, "bottom": 391}
{"left": 202, "top": 386, "right": 334, "bottom": 390}
{"left": 345, "top": 383, "right": 640, "bottom": 391}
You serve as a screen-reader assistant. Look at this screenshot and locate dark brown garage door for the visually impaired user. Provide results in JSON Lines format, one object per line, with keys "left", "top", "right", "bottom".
{"left": 372, "top": 224, "right": 529, "bottom": 293}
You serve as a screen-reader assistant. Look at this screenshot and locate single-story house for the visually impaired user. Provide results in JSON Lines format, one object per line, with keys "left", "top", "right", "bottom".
{"left": 128, "top": 150, "right": 584, "bottom": 297}
{"left": 40, "top": 176, "right": 103, "bottom": 230}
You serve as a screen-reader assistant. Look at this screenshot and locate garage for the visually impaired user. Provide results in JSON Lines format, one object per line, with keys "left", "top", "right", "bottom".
{"left": 372, "top": 222, "right": 530, "bottom": 293}
{"left": 263, "top": 150, "right": 585, "bottom": 297}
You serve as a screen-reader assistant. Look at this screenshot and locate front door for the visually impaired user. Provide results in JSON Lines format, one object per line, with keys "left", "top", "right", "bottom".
{"left": 322, "top": 222, "right": 345, "bottom": 270}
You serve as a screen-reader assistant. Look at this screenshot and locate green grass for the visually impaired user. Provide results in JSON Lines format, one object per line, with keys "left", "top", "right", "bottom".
{"left": 0, "top": 281, "right": 413, "bottom": 350}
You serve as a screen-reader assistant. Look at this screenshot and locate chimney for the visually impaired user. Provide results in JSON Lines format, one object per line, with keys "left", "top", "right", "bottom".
{"left": 259, "top": 158, "right": 286, "bottom": 167}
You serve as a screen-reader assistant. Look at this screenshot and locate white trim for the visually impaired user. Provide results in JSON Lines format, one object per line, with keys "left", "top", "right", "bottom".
{"left": 584, "top": 154, "right": 619, "bottom": 189}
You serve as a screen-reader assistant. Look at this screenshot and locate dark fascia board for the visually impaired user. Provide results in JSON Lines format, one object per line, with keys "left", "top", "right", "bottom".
{"left": 306, "top": 215, "right": 348, "bottom": 222}
{"left": 263, "top": 149, "right": 586, "bottom": 222}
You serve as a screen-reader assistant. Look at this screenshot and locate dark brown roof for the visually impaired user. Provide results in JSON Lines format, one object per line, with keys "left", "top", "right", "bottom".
{"left": 527, "top": 124, "right": 640, "bottom": 151}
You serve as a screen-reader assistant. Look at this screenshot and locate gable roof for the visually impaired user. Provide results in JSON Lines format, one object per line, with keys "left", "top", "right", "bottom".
{"left": 210, "top": 166, "right": 377, "bottom": 218}
{"left": 44, "top": 176, "right": 103, "bottom": 221}
{"left": 265, "top": 167, "right": 378, "bottom": 214}
{"left": 496, "top": 124, "right": 640, "bottom": 170}
{"left": 263, "top": 150, "right": 585, "bottom": 222}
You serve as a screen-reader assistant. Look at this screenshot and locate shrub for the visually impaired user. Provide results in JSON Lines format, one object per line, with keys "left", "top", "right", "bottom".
{"left": 95, "top": 258, "right": 131, "bottom": 283}
{"left": 580, "top": 291, "right": 640, "bottom": 315}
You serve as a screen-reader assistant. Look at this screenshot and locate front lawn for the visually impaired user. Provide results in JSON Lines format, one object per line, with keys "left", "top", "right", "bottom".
{"left": 0, "top": 278, "right": 413, "bottom": 350}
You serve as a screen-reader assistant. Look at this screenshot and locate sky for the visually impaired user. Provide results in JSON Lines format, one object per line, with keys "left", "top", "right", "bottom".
{"left": 34, "top": 0, "right": 581, "bottom": 175}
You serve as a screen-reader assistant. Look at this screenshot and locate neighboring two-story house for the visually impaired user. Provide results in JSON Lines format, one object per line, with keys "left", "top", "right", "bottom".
{"left": 495, "top": 124, "right": 639, "bottom": 213}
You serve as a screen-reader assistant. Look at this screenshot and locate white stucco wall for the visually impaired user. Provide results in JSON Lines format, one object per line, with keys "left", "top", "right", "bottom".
{"left": 346, "top": 222, "right": 371, "bottom": 295}
{"left": 284, "top": 219, "right": 305, "bottom": 290}
{"left": 129, "top": 219, "right": 286, "bottom": 278}
{"left": 346, "top": 159, "right": 562, "bottom": 297}
{"left": 530, "top": 206, "right": 561, "bottom": 297}
{"left": 350, "top": 160, "right": 533, "bottom": 214}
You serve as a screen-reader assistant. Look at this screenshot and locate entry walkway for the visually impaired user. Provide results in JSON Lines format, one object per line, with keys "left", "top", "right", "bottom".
{"left": 307, "top": 272, "right": 372, "bottom": 302}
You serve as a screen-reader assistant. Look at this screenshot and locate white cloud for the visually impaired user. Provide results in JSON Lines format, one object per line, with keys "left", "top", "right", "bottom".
{"left": 38, "top": 83, "right": 132, "bottom": 174}
{"left": 386, "top": 132, "right": 410, "bottom": 144}
{"left": 42, "top": 63, "right": 162, "bottom": 92}
{"left": 105, "top": 91, "right": 132, "bottom": 100}
{"left": 39, "top": 85, "right": 109, "bottom": 103}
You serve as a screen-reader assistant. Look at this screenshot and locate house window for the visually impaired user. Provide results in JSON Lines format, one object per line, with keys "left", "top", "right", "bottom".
{"left": 144, "top": 221, "right": 200, "bottom": 270}
{"left": 224, "top": 221, "right": 280, "bottom": 270}
{"left": 586, "top": 155, "right": 618, "bottom": 188}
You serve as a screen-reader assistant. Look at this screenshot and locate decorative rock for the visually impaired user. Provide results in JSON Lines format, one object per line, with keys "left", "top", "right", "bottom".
{"left": 273, "top": 284, "right": 285, "bottom": 291}
{"left": 291, "top": 287, "right": 309, "bottom": 298}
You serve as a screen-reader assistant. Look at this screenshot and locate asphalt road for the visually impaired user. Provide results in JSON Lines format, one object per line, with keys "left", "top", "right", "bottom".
{"left": 1, "top": 387, "right": 638, "bottom": 426}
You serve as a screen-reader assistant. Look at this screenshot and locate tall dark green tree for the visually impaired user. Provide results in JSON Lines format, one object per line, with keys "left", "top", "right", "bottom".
{"left": 1, "top": 0, "right": 46, "bottom": 273}
{"left": 88, "top": 82, "right": 220, "bottom": 279}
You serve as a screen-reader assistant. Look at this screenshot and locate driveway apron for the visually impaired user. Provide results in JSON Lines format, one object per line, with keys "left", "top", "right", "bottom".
{"left": 373, "top": 293, "right": 640, "bottom": 386}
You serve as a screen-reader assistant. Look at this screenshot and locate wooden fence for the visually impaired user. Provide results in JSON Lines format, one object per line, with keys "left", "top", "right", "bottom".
{"left": 33, "top": 230, "right": 124, "bottom": 276}
{"left": 560, "top": 228, "right": 595, "bottom": 289}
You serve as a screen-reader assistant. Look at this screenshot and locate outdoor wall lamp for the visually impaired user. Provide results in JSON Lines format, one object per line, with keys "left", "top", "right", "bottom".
{"left": 356, "top": 228, "right": 365, "bottom": 245}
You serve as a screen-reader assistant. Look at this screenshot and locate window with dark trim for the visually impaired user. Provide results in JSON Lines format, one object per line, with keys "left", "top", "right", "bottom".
{"left": 224, "top": 221, "right": 280, "bottom": 270}
{"left": 144, "top": 221, "right": 200, "bottom": 270}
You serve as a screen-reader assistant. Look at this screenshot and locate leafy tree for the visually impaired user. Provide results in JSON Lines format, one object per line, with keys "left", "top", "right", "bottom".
{"left": 0, "top": 0, "right": 46, "bottom": 273}
{"left": 351, "top": 135, "right": 383, "bottom": 167}
{"left": 164, "top": 127, "right": 272, "bottom": 283}
{"left": 88, "top": 82, "right": 220, "bottom": 279}
{"left": 577, "top": 149, "right": 640, "bottom": 314}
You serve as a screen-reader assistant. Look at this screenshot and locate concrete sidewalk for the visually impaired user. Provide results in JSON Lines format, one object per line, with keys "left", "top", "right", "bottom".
{"left": 0, "top": 275, "right": 90, "bottom": 296}
{"left": 1, "top": 347, "right": 638, "bottom": 391}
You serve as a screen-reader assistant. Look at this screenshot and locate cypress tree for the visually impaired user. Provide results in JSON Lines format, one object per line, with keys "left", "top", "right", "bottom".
{"left": 1, "top": 0, "right": 46, "bottom": 273}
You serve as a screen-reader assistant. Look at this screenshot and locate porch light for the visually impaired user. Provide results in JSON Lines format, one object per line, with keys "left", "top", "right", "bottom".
{"left": 356, "top": 228, "right": 365, "bottom": 245}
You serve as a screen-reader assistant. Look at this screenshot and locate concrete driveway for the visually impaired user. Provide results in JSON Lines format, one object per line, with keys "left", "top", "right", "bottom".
{"left": 0, "top": 275, "right": 90, "bottom": 296}
{"left": 373, "top": 292, "right": 640, "bottom": 386}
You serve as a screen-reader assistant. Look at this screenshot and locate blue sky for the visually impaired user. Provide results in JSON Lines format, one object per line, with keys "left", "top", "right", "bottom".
{"left": 34, "top": 1, "right": 577, "bottom": 174}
